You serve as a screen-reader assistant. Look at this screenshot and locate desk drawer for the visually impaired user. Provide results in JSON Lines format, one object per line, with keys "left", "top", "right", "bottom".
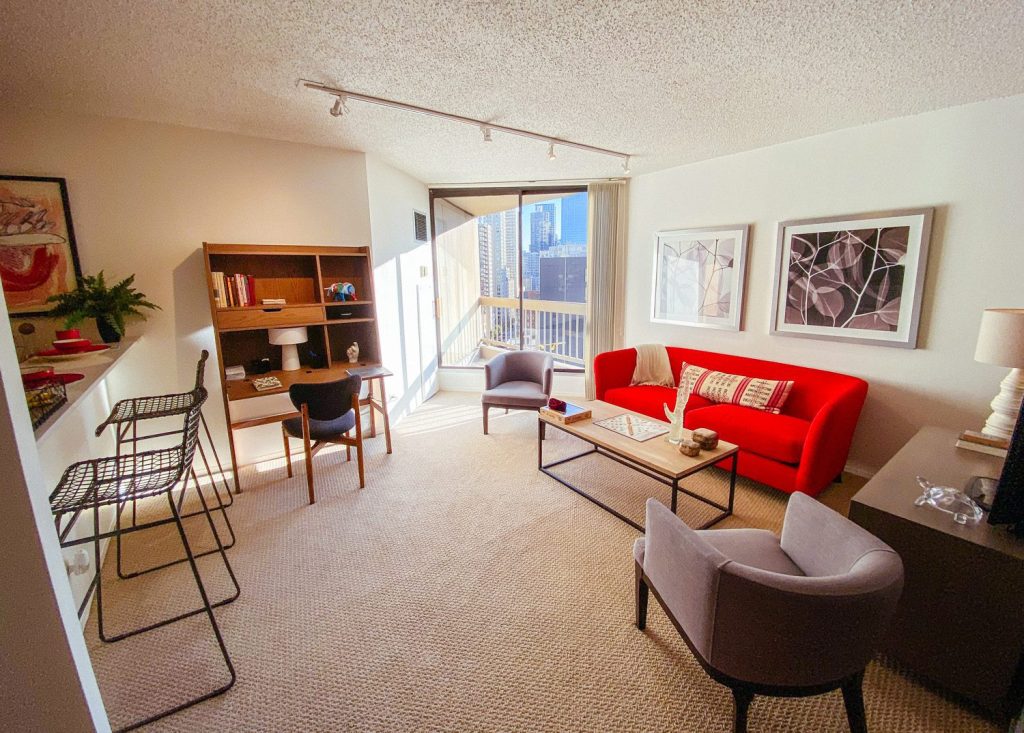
{"left": 217, "top": 305, "right": 323, "bottom": 330}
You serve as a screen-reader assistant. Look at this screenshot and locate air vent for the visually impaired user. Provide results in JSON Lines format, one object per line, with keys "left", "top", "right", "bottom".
{"left": 414, "top": 211, "right": 428, "bottom": 242}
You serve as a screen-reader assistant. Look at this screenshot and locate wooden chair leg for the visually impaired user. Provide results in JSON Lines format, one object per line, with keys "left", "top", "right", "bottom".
{"left": 841, "top": 672, "right": 868, "bottom": 733}
{"left": 482, "top": 404, "right": 489, "bottom": 434}
{"left": 301, "top": 404, "right": 315, "bottom": 505}
{"left": 346, "top": 443, "right": 351, "bottom": 462}
{"left": 282, "top": 424, "right": 293, "bottom": 477}
{"left": 353, "top": 394, "right": 365, "bottom": 488}
{"left": 634, "top": 562, "right": 648, "bottom": 630}
{"left": 731, "top": 687, "right": 754, "bottom": 733}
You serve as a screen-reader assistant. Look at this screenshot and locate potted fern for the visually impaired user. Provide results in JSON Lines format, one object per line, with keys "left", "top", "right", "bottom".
{"left": 48, "top": 271, "right": 160, "bottom": 343}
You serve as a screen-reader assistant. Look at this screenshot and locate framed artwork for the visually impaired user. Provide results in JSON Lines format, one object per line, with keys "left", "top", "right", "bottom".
{"left": 0, "top": 175, "right": 83, "bottom": 317}
{"left": 650, "top": 224, "right": 749, "bottom": 331}
{"left": 770, "top": 208, "right": 933, "bottom": 348}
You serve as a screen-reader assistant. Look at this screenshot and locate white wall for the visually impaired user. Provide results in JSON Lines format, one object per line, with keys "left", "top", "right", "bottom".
{"left": 625, "top": 94, "right": 1024, "bottom": 475}
{"left": 0, "top": 296, "right": 109, "bottom": 732}
{"left": 0, "top": 110, "right": 375, "bottom": 465}
{"left": 364, "top": 155, "right": 438, "bottom": 420}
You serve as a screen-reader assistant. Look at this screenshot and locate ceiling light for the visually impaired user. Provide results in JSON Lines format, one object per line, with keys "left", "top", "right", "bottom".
{"left": 329, "top": 95, "right": 348, "bottom": 117}
{"left": 302, "top": 80, "right": 632, "bottom": 167}
{"left": 622, "top": 156, "right": 631, "bottom": 174}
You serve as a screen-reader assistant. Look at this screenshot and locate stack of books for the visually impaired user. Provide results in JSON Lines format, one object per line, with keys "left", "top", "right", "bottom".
{"left": 211, "top": 271, "right": 256, "bottom": 307}
{"left": 539, "top": 402, "right": 592, "bottom": 425}
{"left": 956, "top": 430, "right": 1008, "bottom": 458}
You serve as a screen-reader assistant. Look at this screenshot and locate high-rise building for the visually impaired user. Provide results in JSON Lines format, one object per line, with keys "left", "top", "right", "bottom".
{"left": 560, "top": 192, "right": 588, "bottom": 246}
{"left": 540, "top": 256, "right": 587, "bottom": 303}
{"left": 530, "top": 203, "right": 556, "bottom": 253}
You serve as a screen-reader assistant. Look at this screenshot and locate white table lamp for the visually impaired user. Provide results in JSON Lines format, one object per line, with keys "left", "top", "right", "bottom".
{"left": 974, "top": 308, "right": 1024, "bottom": 439}
{"left": 268, "top": 326, "right": 308, "bottom": 372}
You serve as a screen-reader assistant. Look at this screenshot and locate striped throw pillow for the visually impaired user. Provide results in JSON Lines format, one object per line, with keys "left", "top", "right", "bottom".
{"left": 680, "top": 362, "right": 794, "bottom": 415}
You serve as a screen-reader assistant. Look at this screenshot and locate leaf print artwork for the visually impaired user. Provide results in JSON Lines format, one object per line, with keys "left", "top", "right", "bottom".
{"left": 651, "top": 226, "right": 749, "bottom": 331}
{"left": 783, "top": 227, "right": 909, "bottom": 331}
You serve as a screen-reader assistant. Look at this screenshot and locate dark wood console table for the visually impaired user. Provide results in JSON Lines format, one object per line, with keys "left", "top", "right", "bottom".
{"left": 849, "top": 426, "right": 1024, "bottom": 718}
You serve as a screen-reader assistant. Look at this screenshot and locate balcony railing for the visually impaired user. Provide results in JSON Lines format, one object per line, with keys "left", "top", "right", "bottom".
{"left": 443, "top": 296, "right": 586, "bottom": 368}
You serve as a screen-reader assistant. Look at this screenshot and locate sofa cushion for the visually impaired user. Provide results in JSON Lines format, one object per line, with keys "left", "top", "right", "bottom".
{"left": 686, "top": 405, "right": 810, "bottom": 465}
{"left": 604, "top": 385, "right": 715, "bottom": 420}
{"left": 681, "top": 362, "right": 794, "bottom": 415}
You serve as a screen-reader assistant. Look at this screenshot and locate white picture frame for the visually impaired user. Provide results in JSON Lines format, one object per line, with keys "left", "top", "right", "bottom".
{"left": 769, "top": 208, "right": 933, "bottom": 348}
{"left": 650, "top": 224, "right": 749, "bottom": 331}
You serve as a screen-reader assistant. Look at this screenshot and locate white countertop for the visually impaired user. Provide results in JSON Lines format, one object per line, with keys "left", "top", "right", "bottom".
{"left": 27, "top": 338, "right": 141, "bottom": 442}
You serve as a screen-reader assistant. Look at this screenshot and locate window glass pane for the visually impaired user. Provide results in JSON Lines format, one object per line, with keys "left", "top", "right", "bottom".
{"left": 432, "top": 189, "right": 586, "bottom": 371}
{"left": 522, "top": 191, "right": 588, "bottom": 370}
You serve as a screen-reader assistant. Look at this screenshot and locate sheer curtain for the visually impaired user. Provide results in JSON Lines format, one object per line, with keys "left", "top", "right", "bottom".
{"left": 584, "top": 180, "right": 628, "bottom": 399}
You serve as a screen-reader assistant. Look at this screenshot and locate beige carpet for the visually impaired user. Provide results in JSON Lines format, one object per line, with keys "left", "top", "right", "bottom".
{"left": 86, "top": 392, "right": 999, "bottom": 732}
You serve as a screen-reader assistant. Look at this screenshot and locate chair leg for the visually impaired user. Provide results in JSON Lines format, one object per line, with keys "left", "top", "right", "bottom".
{"left": 841, "top": 671, "right": 868, "bottom": 733}
{"left": 282, "top": 424, "right": 292, "bottom": 477}
{"left": 353, "top": 394, "right": 365, "bottom": 488}
{"left": 731, "top": 687, "right": 754, "bottom": 733}
{"left": 482, "top": 404, "right": 489, "bottom": 434}
{"left": 634, "top": 562, "right": 648, "bottom": 630}
{"left": 346, "top": 443, "right": 351, "bottom": 462}
{"left": 301, "top": 404, "right": 315, "bottom": 505}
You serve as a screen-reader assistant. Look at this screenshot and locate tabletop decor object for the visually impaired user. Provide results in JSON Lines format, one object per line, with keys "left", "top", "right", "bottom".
{"left": 663, "top": 378, "right": 691, "bottom": 444}
{"left": 973, "top": 308, "right": 1024, "bottom": 440}
{"left": 47, "top": 271, "right": 159, "bottom": 343}
{"left": 268, "top": 326, "right": 308, "bottom": 371}
{"left": 651, "top": 224, "right": 749, "bottom": 331}
{"left": 770, "top": 208, "right": 933, "bottom": 348}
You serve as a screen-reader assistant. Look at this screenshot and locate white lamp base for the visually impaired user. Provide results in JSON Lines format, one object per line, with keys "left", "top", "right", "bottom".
{"left": 280, "top": 343, "right": 301, "bottom": 372}
{"left": 982, "top": 367, "right": 1024, "bottom": 440}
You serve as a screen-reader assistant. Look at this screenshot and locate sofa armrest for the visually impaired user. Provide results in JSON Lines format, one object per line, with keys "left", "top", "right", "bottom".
{"left": 794, "top": 379, "right": 868, "bottom": 496}
{"left": 593, "top": 348, "right": 637, "bottom": 401}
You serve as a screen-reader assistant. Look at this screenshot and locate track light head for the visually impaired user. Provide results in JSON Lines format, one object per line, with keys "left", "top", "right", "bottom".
{"left": 329, "top": 95, "right": 349, "bottom": 117}
{"left": 481, "top": 125, "right": 492, "bottom": 142}
{"left": 547, "top": 142, "right": 556, "bottom": 161}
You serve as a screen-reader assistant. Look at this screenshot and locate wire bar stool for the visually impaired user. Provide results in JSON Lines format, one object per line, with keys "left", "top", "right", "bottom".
{"left": 50, "top": 387, "right": 237, "bottom": 731}
{"left": 94, "top": 350, "right": 237, "bottom": 582}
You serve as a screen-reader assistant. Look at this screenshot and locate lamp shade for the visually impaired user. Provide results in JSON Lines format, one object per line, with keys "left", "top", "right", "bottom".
{"left": 975, "top": 309, "right": 1024, "bottom": 368}
{"left": 268, "top": 326, "right": 308, "bottom": 346}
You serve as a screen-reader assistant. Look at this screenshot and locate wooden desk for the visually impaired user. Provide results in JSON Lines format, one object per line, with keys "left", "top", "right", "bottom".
{"left": 848, "top": 426, "right": 1024, "bottom": 717}
{"left": 231, "top": 365, "right": 393, "bottom": 455}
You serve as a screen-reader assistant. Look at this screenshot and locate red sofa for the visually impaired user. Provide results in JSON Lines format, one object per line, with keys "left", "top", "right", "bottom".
{"left": 594, "top": 347, "right": 868, "bottom": 497}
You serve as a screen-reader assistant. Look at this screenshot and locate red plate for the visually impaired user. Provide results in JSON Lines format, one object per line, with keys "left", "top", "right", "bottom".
{"left": 34, "top": 344, "right": 111, "bottom": 357}
{"left": 22, "top": 372, "right": 85, "bottom": 386}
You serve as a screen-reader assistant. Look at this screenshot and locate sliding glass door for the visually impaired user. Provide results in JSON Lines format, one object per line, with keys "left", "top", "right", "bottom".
{"left": 431, "top": 187, "right": 588, "bottom": 371}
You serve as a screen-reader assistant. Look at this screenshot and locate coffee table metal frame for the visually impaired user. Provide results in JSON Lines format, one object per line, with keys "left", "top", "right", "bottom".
{"left": 538, "top": 417, "right": 739, "bottom": 532}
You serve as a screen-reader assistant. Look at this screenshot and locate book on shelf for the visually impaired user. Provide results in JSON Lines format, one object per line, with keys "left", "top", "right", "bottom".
{"left": 261, "top": 298, "right": 286, "bottom": 305}
{"left": 211, "top": 272, "right": 256, "bottom": 308}
{"left": 224, "top": 364, "right": 246, "bottom": 381}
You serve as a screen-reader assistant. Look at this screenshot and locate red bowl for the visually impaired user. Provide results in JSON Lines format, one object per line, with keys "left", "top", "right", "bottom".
{"left": 52, "top": 338, "right": 91, "bottom": 353}
{"left": 55, "top": 329, "right": 81, "bottom": 340}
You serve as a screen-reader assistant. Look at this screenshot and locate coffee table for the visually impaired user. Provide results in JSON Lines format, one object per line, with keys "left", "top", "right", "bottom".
{"left": 538, "top": 399, "right": 739, "bottom": 531}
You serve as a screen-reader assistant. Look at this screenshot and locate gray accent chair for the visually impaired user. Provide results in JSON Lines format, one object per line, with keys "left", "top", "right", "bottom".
{"left": 634, "top": 494, "right": 903, "bottom": 733}
{"left": 481, "top": 350, "right": 554, "bottom": 434}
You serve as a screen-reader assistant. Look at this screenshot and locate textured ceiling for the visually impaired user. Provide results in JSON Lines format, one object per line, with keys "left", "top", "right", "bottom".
{"left": 2, "top": 1, "right": 1023, "bottom": 184}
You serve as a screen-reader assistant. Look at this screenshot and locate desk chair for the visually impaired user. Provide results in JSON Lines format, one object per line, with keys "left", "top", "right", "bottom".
{"left": 282, "top": 375, "right": 365, "bottom": 503}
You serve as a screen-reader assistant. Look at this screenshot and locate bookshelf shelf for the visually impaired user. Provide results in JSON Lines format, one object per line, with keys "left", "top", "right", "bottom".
{"left": 202, "top": 242, "right": 382, "bottom": 491}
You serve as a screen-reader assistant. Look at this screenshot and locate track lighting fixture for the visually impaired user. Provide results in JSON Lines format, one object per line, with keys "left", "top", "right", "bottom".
{"left": 302, "top": 79, "right": 631, "bottom": 170}
{"left": 329, "top": 95, "right": 348, "bottom": 117}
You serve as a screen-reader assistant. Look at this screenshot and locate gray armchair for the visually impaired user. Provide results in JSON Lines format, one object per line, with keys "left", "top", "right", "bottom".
{"left": 481, "top": 350, "right": 554, "bottom": 434}
{"left": 634, "top": 494, "right": 903, "bottom": 733}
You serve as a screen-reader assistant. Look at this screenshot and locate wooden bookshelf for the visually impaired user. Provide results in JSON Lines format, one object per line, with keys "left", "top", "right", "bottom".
{"left": 202, "top": 242, "right": 383, "bottom": 491}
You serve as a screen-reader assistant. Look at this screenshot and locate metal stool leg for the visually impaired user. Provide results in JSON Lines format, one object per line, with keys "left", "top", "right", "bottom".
{"left": 115, "top": 487, "right": 237, "bottom": 732}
